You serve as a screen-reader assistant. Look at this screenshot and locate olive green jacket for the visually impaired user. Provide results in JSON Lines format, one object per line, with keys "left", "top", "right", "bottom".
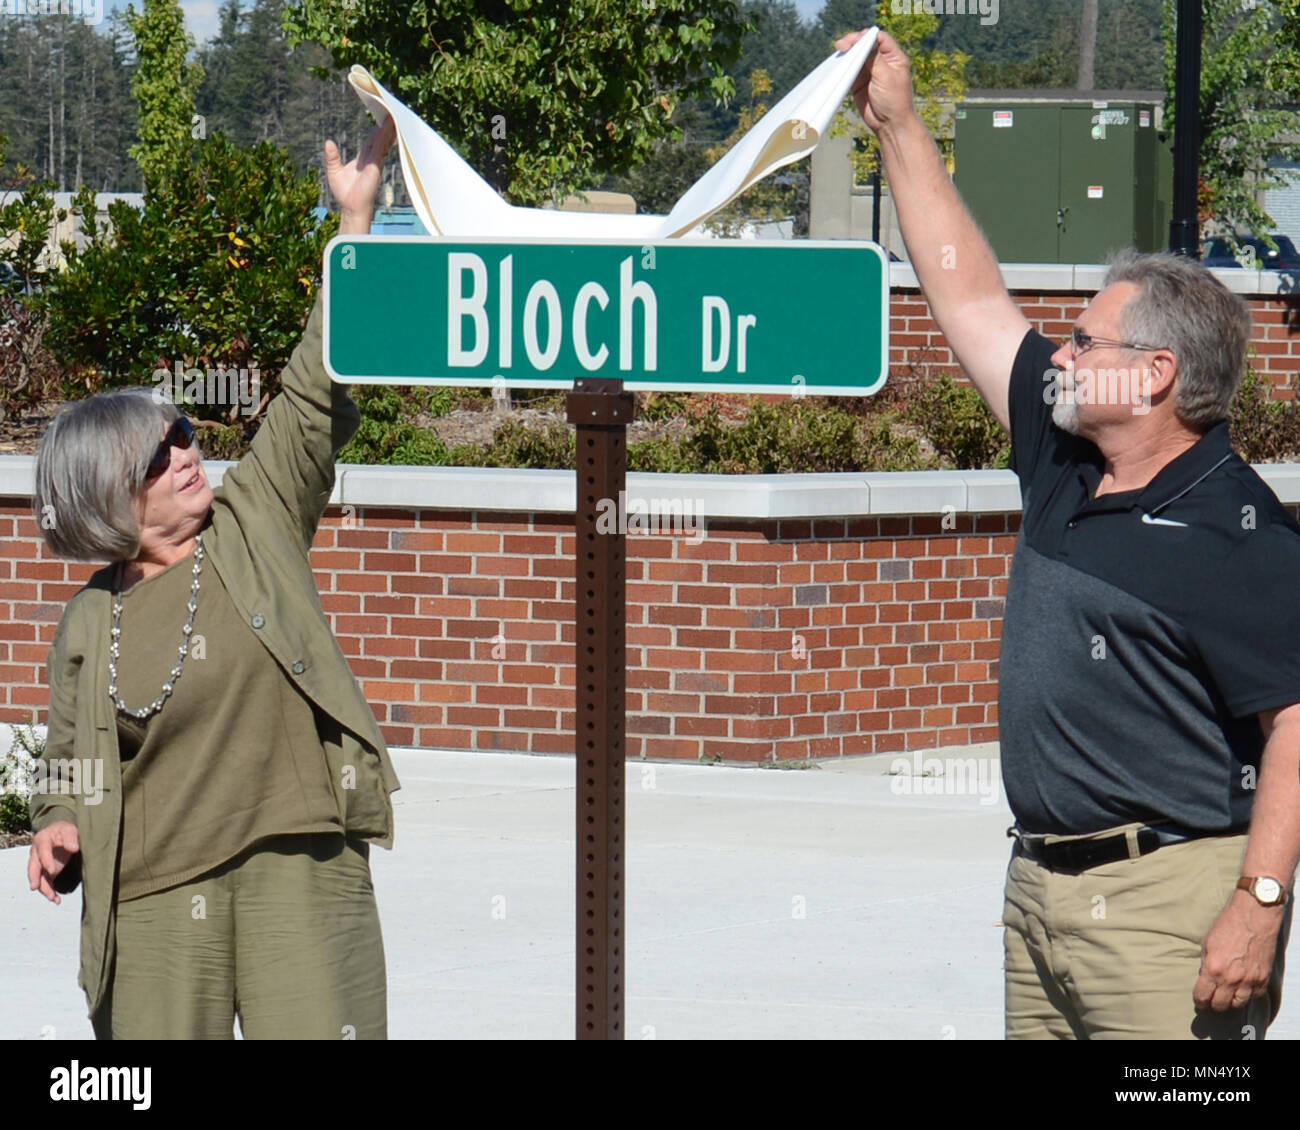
{"left": 30, "top": 294, "right": 401, "bottom": 1020}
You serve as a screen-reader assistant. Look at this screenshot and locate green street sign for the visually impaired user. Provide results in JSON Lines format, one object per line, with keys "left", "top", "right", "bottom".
{"left": 323, "top": 236, "right": 888, "bottom": 396}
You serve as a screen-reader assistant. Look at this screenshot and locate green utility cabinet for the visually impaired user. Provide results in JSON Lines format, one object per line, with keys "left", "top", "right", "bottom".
{"left": 953, "top": 100, "right": 1173, "bottom": 264}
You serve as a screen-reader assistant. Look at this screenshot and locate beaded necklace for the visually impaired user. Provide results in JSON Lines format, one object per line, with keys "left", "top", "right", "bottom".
{"left": 108, "top": 532, "right": 204, "bottom": 720}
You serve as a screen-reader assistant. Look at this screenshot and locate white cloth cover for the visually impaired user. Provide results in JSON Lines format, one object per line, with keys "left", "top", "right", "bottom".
{"left": 346, "top": 27, "right": 880, "bottom": 239}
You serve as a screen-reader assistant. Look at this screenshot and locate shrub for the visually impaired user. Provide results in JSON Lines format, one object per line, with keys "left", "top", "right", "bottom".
{"left": 0, "top": 721, "right": 43, "bottom": 834}
{"left": 336, "top": 386, "right": 453, "bottom": 465}
{"left": 0, "top": 298, "right": 64, "bottom": 422}
{"left": 42, "top": 135, "right": 331, "bottom": 425}
{"left": 1229, "top": 365, "right": 1300, "bottom": 463}
{"left": 857, "top": 413, "right": 935, "bottom": 471}
{"left": 637, "top": 391, "right": 692, "bottom": 422}
{"left": 628, "top": 435, "right": 697, "bottom": 473}
{"left": 903, "top": 372, "right": 1010, "bottom": 470}
{"left": 472, "top": 419, "right": 576, "bottom": 469}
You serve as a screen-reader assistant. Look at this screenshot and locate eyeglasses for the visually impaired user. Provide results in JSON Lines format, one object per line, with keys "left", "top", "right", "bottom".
{"left": 144, "top": 417, "right": 196, "bottom": 481}
{"left": 1070, "top": 327, "right": 1166, "bottom": 355}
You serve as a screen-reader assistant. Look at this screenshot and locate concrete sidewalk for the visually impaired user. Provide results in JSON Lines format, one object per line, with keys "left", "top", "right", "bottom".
{"left": 3, "top": 745, "right": 1295, "bottom": 1040}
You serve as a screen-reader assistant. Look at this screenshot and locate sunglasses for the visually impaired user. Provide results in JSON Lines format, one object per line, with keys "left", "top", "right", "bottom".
{"left": 1070, "top": 327, "right": 1166, "bottom": 355}
{"left": 144, "top": 416, "right": 196, "bottom": 481}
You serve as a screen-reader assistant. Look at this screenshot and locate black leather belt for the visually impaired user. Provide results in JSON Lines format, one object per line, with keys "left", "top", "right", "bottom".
{"left": 1009, "top": 824, "right": 1205, "bottom": 872}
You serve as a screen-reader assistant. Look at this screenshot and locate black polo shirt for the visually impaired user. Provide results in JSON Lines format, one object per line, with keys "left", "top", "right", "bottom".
{"left": 999, "top": 329, "right": 1300, "bottom": 835}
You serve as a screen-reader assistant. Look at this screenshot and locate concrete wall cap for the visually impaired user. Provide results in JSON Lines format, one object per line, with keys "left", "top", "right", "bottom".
{"left": 6, "top": 456, "right": 1300, "bottom": 515}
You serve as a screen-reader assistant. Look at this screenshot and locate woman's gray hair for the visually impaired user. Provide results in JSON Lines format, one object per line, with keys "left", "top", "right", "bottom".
{"left": 33, "top": 388, "right": 184, "bottom": 562}
{"left": 1103, "top": 249, "right": 1252, "bottom": 429}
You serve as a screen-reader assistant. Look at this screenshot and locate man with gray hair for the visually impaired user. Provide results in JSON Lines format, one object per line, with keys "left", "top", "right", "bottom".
{"left": 841, "top": 29, "right": 1300, "bottom": 1039}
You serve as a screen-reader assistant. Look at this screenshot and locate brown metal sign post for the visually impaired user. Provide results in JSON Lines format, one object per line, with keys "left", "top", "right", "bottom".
{"left": 566, "top": 376, "right": 634, "bottom": 1040}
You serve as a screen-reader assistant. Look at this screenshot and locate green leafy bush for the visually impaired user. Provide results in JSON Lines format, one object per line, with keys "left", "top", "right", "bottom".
{"left": 42, "top": 134, "right": 332, "bottom": 418}
{"left": 637, "top": 398, "right": 935, "bottom": 474}
{"left": 470, "top": 420, "right": 576, "bottom": 469}
{"left": 337, "top": 387, "right": 453, "bottom": 465}
{"left": 903, "top": 372, "right": 1010, "bottom": 470}
{"left": 628, "top": 436, "right": 697, "bottom": 473}
{"left": 637, "top": 391, "right": 692, "bottom": 422}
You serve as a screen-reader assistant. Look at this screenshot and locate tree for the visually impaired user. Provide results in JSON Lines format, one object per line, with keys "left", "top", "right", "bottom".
{"left": 604, "top": 0, "right": 824, "bottom": 219}
{"left": 703, "top": 69, "right": 807, "bottom": 236}
{"left": 833, "top": 7, "right": 969, "bottom": 183}
{"left": 1162, "top": 0, "right": 1300, "bottom": 243}
{"left": 603, "top": 119, "right": 713, "bottom": 216}
{"left": 0, "top": 11, "right": 140, "bottom": 192}
{"left": 929, "top": 0, "right": 1163, "bottom": 91}
{"left": 280, "top": 0, "right": 754, "bottom": 206}
{"left": 818, "top": 0, "right": 877, "bottom": 42}
{"left": 1078, "top": 0, "right": 1099, "bottom": 90}
{"left": 196, "top": 0, "right": 376, "bottom": 209}
{"left": 126, "top": 0, "right": 203, "bottom": 192}
{"left": 39, "top": 0, "right": 336, "bottom": 449}
{"left": 692, "top": 0, "right": 825, "bottom": 140}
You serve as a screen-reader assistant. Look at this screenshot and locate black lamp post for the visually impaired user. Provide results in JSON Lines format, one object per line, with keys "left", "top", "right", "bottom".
{"left": 1169, "top": 0, "right": 1202, "bottom": 257}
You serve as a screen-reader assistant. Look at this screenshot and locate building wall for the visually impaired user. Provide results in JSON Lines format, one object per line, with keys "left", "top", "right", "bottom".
{"left": 892, "top": 268, "right": 1300, "bottom": 391}
{"left": 0, "top": 500, "right": 1015, "bottom": 758}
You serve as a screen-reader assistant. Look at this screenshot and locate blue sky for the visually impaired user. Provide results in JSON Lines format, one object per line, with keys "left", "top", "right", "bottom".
{"left": 181, "top": 0, "right": 220, "bottom": 43}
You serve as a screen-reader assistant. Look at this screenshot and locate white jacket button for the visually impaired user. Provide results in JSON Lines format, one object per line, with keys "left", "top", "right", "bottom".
{"left": 251, "top": 613, "right": 265, "bottom": 629}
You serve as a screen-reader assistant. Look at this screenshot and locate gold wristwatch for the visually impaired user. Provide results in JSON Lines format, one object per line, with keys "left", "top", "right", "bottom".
{"left": 1237, "top": 876, "right": 1288, "bottom": 907}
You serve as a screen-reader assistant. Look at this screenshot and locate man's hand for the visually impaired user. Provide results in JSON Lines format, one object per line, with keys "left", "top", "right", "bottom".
{"left": 836, "top": 29, "right": 917, "bottom": 136}
{"left": 1193, "top": 889, "right": 1285, "bottom": 1012}
{"left": 832, "top": 29, "right": 1026, "bottom": 432}
{"left": 28, "top": 820, "right": 80, "bottom": 905}
{"left": 326, "top": 116, "right": 397, "bottom": 236}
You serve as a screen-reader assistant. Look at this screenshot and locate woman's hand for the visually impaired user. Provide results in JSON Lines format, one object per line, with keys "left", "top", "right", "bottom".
{"left": 326, "top": 116, "right": 397, "bottom": 236}
{"left": 28, "top": 820, "right": 80, "bottom": 905}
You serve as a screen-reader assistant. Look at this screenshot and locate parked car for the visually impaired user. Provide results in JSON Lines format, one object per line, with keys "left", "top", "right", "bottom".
{"left": 1201, "top": 233, "right": 1300, "bottom": 270}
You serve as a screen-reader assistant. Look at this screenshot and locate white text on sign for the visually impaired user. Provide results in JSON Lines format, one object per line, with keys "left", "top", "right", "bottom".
{"left": 445, "top": 253, "right": 757, "bottom": 375}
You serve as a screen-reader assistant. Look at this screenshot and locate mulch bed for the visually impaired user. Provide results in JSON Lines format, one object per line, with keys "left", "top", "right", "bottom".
{"left": 0, "top": 831, "right": 33, "bottom": 849}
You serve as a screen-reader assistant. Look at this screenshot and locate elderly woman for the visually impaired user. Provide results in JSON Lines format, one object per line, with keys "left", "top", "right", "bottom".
{"left": 26, "top": 121, "right": 400, "bottom": 1040}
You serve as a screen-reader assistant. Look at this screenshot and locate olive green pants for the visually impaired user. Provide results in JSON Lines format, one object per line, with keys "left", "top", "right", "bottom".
{"left": 92, "top": 833, "right": 387, "bottom": 1040}
{"left": 1004, "top": 827, "right": 1291, "bottom": 1040}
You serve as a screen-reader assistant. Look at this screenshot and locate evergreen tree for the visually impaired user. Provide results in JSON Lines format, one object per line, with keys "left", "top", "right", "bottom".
{"left": 0, "top": 12, "right": 140, "bottom": 192}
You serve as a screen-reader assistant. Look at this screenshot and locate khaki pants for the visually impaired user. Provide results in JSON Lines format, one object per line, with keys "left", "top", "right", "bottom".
{"left": 1004, "top": 826, "right": 1292, "bottom": 1040}
{"left": 92, "top": 833, "right": 387, "bottom": 1040}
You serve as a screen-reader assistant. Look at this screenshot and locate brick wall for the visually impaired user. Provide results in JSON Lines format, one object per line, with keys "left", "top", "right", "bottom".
{"left": 0, "top": 500, "right": 1015, "bottom": 760}
{"left": 893, "top": 287, "right": 1300, "bottom": 393}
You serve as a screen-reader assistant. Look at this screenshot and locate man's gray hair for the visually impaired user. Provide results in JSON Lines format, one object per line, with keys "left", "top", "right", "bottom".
{"left": 1103, "top": 249, "right": 1252, "bottom": 429}
{"left": 33, "top": 388, "right": 184, "bottom": 562}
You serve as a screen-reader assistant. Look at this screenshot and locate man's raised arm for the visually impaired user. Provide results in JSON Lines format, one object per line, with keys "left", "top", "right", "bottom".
{"left": 840, "top": 30, "right": 1030, "bottom": 432}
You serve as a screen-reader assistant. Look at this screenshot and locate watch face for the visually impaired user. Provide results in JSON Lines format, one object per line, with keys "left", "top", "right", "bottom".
{"left": 1255, "top": 878, "right": 1283, "bottom": 904}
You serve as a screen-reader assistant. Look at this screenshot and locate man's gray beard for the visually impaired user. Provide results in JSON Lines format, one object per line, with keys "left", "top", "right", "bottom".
{"left": 1052, "top": 396, "right": 1081, "bottom": 434}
